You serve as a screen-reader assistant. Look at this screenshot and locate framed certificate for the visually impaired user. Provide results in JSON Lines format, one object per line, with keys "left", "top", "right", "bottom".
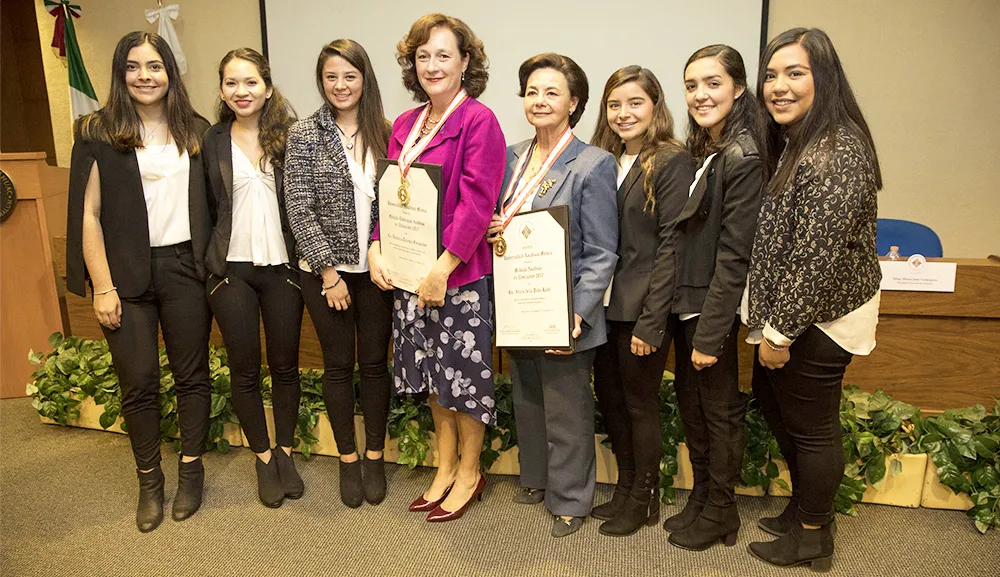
{"left": 376, "top": 159, "right": 443, "bottom": 294}
{"left": 493, "top": 205, "right": 574, "bottom": 350}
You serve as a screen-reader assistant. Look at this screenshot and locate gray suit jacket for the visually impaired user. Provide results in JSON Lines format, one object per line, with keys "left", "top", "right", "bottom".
{"left": 502, "top": 137, "right": 619, "bottom": 352}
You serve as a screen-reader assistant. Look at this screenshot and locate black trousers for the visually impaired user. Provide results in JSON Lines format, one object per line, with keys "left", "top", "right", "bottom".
{"left": 593, "top": 321, "right": 669, "bottom": 491}
{"left": 672, "top": 315, "right": 746, "bottom": 517}
{"left": 208, "top": 262, "right": 303, "bottom": 453}
{"left": 751, "top": 325, "right": 853, "bottom": 526}
{"left": 102, "top": 242, "right": 211, "bottom": 471}
{"left": 301, "top": 270, "right": 392, "bottom": 454}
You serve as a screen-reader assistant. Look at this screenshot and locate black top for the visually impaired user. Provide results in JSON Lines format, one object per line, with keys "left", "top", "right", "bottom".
{"left": 748, "top": 126, "right": 881, "bottom": 340}
{"left": 672, "top": 131, "right": 766, "bottom": 356}
{"left": 202, "top": 121, "right": 295, "bottom": 277}
{"left": 66, "top": 122, "right": 212, "bottom": 298}
{"left": 606, "top": 149, "right": 695, "bottom": 347}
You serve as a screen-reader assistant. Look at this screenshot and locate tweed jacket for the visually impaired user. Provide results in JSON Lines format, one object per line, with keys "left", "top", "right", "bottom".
{"left": 284, "top": 105, "right": 376, "bottom": 274}
{"left": 673, "top": 131, "right": 765, "bottom": 356}
{"left": 502, "top": 137, "right": 619, "bottom": 352}
{"left": 373, "top": 97, "right": 506, "bottom": 288}
{"left": 606, "top": 148, "right": 694, "bottom": 347}
{"left": 202, "top": 121, "right": 295, "bottom": 277}
{"left": 748, "top": 126, "right": 881, "bottom": 341}
{"left": 66, "top": 124, "right": 212, "bottom": 298}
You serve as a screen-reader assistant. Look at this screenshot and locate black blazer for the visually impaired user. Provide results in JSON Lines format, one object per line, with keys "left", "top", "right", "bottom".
{"left": 202, "top": 121, "right": 295, "bottom": 277}
{"left": 606, "top": 149, "right": 694, "bottom": 347}
{"left": 672, "top": 131, "right": 765, "bottom": 356}
{"left": 66, "top": 134, "right": 211, "bottom": 298}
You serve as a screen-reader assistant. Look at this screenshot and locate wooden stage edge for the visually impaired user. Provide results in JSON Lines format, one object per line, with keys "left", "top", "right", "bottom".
{"left": 48, "top": 238, "right": 1000, "bottom": 412}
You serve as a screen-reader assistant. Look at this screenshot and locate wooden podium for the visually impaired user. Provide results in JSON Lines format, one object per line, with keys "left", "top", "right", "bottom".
{"left": 0, "top": 152, "right": 68, "bottom": 398}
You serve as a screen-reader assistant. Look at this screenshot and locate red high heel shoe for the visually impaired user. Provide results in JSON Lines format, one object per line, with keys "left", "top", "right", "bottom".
{"left": 409, "top": 483, "right": 453, "bottom": 512}
{"left": 426, "top": 473, "right": 486, "bottom": 522}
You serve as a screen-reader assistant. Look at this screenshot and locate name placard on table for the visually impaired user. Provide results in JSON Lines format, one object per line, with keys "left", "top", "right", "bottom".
{"left": 879, "top": 254, "right": 957, "bottom": 292}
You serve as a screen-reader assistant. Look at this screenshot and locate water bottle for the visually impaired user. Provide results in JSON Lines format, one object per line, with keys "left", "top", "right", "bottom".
{"left": 886, "top": 246, "right": 902, "bottom": 261}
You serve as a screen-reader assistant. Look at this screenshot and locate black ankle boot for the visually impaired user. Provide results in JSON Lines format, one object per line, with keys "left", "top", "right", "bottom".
{"left": 136, "top": 466, "right": 164, "bottom": 533}
{"left": 748, "top": 522, "right": 834, "bottom": 572}
{"left": 274, "top": 448, "right": 304, "bottom": 499}
{"left": 172, "top": 458, "right": 204, "bottom": 521}
{"left": 591, "top": 469, "right": 634, "bottom": 520}
{"left": 255, "top": 453, "right": 285, "bottom": 508}
{"left": 599, "top": 484, "right": 659, "bottom": 537}
{"left": 668, "top": 504, "right": 741, "bottom": 551}
{"left": 663, "top": 495, "right": 705, "bottom": 532}
{"left": 363, "top": 456, "right": 387, "bottom": 505}
{"left": 759, "top": 497, "right": 798, "bottom": 537}
{"left": 340, "top": 459, "right": 364, "bottom": 508}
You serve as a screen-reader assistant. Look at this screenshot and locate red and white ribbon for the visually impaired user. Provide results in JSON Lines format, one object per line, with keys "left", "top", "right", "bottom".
{"left": 397, "top": 89, "right": 468, "bottom": 180}
{"left": 499, "top": 126, "right": 573, "bottom": 230}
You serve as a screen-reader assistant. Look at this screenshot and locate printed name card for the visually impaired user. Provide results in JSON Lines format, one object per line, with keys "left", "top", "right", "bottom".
{"left": 879, "top": 255, "right": 957, "bottom": 292}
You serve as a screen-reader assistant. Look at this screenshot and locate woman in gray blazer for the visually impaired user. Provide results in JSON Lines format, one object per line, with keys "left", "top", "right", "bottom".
{"left": 487, "top": 53, "right": 618, "bottom": 538}
{"left": 590, "top": 66, "right": 694, "bottom": 537}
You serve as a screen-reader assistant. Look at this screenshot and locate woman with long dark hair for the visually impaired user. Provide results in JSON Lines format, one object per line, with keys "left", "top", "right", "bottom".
{"left": 663, "top": 44, "right": 766, "bottom": 551}
{"left": 748, "top": 28, "right": 882, "bottom": 571}
{"left": 66, "top": 31, "right": 212, "bottom": 532}
{"left": 285, "top": 39, "right": 393, "bottom": 508}
{"left": 203, "top": 48, "right": 302, "bottom": 508}
{"left": 590, "top": 65, "right": 694, "bottom": 537}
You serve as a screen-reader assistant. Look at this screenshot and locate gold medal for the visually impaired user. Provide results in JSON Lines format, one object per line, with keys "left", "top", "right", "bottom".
{"left": 494, "top": 234, "right": 507, "bottom": 257}
{"left": 397, "top": 177, "right": 410, "bottom": 206}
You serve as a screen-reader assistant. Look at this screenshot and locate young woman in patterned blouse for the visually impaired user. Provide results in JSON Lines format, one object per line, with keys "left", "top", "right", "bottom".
{"left": 747, "top": 28, "right": 882, "bottom": 572}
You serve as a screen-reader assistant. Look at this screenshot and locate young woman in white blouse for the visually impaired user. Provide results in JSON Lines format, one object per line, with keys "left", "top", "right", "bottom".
{"left": 284, "top": 40, "right": 394, "bottom": 508}
{"left": 203, "top": 48, "right": 303, "bottom": 508}
{"left": 66, "top": 32, "right": 212, "bottom": 532}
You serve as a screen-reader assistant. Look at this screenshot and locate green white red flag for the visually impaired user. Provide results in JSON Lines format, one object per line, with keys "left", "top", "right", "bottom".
{"left": 45, "top": 0, "right": 99, "bottom": 119}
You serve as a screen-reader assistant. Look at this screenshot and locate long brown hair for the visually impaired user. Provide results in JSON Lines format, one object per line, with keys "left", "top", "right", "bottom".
{"left": 396, "top": 14, "right": 489, "bottom": 101}
{"left": 216, "top": 48, "right": 296, "bottom": 171}
{"left": 75, "top": 31, "right": 201, "bottom": 155}
{"left": 683, "top": 45, "right": 766, "bottom": 164}
{"left": 316, "top": 39, "right": 390, "bottom": 167}
{"left": 757, "top": 28, "right": 882, "bottom": 195}
{"left": 592, "top": 66, "right": 684, "bottom": 212}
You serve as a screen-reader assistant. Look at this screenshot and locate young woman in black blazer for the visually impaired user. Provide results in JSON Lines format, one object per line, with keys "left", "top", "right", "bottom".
{"left": 66, "top": 32, "right": 212, "bottom": 532}
{"left": 203, "top": 48, "right": 303, "bottom": 508}
{"left": 747, "top": 29, "right": 882, "bottom": 571}
{"left": 664, "top": 45, "right": 767, "bottom": 551}
{"left": 590, "top": 66, "right": 694, "bottom": 537}
{"left": 284, "top": 40, "right": 393, "bottom": 508}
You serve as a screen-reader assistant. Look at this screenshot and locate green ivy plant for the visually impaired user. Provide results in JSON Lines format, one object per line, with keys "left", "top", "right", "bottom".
{"left": 913, "top": 402, "right": 1000, "bottom": 533}
{"left": 742, "top": 396, "right": 783, "bottom": 493}
{"left": 658, "top": 375, "right": 684, "bottom": 504}
{"left": 835, "top": 386, "right": 921, "bottom": 516}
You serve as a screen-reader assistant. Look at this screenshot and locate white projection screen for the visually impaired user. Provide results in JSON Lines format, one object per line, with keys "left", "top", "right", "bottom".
{"left": 262, "top": 0, "right": 766, "bottom": 144}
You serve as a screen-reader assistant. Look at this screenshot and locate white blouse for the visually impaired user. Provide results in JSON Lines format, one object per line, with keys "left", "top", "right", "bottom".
{"left": 617, "top": 153, "right": 638, "bottom": 188}
{"left": 227, "top": 142, "right": 288, "bottom": 266}
{"left": 135, "top": 144, "right": 191, "bottom": 247}
{"left": 743, "top": 290, "right": 881, "bottom": 356}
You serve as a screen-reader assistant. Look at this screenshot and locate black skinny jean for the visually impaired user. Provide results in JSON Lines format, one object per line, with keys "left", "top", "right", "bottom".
{"left": 593, "top": 321, "right": 669, "bottom": 491}
{"left": 301, "top": 270, "right": 393, "bottom": 454}
{"left": 208, "top": 262, "right": 303, "bottom": 453}
{"left": 672, "top": 315, "right": 746, "bottom": 519}
{"left": 751, "top": 325, "right": 853, "bottom": 526}
{"left": 102, "top": 242, "right": 212, "bottom": 471}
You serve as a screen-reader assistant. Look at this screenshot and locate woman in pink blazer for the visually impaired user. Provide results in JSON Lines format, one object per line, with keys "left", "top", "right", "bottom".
{"left": 368, "top": 13, "right": 505, "bottom": 522}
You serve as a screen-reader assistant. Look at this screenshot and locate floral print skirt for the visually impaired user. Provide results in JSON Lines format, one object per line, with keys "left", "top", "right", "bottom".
{"left": 392, "top": 277, "right": 496, "bottom": 425}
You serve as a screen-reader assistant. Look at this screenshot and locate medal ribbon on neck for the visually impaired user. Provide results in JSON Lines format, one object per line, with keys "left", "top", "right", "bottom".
{"left": 397, "top": 89, "right": 468, "bottom": 179}
{"left": 498, "top": 126, "right": 573, "bottom": 231}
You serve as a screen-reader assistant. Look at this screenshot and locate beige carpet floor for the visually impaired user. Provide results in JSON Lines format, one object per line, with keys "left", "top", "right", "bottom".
{"left": 1, "top": 397, "right": 998, "bottom": 576}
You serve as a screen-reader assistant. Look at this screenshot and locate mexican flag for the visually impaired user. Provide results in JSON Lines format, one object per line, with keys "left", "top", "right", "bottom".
{"left": 45, "top": 0, "right": 100, "bottom": 119}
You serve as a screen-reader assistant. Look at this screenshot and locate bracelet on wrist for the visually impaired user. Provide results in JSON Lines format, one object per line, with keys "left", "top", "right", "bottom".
{"left": 94, "top": 286, "right": 117, "bottom": 296}
{"left": 320, "top": 276, "right": 342, "bottom": 296}
{"left": 763, "top": 338, "right": 788, "bottom": 352}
